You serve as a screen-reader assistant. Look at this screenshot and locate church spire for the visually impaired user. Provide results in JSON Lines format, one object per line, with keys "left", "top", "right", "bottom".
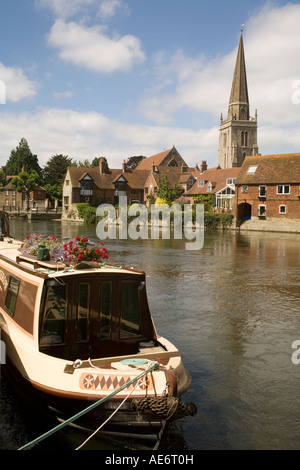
{"left": 217, "top": 27, "right": 258, "bottom": 169}
{"left": 228, "top": 28, "right": 249, "bottom": 121}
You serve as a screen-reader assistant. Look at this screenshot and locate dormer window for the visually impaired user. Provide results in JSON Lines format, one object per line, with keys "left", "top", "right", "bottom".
{"left": 79, "top": 174, "right": 93, "bottom": 200}
{"left": 226, "top": 178, "right": 236, "bottom": 185}
{"left": 198, "top": 180, "right": 205, "bottom": 187}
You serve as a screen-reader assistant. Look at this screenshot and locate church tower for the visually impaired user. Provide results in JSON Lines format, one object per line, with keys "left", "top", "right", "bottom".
{"left": 218, "top": 28, "right": 258, "bottom": 168}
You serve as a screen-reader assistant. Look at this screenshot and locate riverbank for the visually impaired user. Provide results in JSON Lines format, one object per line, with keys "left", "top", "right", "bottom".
{"left": 237, "top": 217, "right": 300, "bottom": 233}
{"left": 8, "top": 212, "right": 62, "bottom": 221}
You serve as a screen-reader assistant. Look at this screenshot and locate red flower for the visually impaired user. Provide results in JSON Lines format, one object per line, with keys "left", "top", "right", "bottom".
{"left": 75, "top": 236, "right": 81, "bottom": 241}
{"left": 26, "top": 235, "right": 30, "bottom": 239}
{"left": 92, "top": 258, "right": 97, "bottom": 262}
{"left": 95, "top": 248, "right": 101, "bottom": 254}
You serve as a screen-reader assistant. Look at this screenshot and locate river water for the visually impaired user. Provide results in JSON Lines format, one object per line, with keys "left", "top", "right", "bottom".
{"left": 1, "top": 218, "right": 300, "bottom": 450}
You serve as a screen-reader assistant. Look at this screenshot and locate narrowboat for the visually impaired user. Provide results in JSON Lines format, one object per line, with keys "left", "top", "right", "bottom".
{"left": 0, "top": 215, "right": 195, "bottom": 449}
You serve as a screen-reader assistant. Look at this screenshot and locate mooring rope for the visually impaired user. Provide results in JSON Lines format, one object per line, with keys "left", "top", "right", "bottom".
{"left": 18, "top": 361, "right": 159, "bottom": 451}
{"left": 75, "top": 379, "right": 140, "bottom": 450}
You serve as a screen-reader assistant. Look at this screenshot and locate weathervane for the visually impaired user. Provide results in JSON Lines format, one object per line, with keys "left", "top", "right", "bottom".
{"left": 241, "top": 24, "right": 245, "bottom": 33}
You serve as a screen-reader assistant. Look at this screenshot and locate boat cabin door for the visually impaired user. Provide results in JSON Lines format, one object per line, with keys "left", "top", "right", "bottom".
{"left": 40, "top": 274, "right": 151, "bottom": 361}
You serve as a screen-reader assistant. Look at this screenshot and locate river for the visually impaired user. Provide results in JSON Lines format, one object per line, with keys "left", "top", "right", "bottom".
{"left": 1, "top": 218, "right": 300, "bottom": 450}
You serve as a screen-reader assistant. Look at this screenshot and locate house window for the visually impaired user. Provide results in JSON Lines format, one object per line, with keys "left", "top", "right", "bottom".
{"left": 277, "top": 185, "right": 290, "bottom": 195}
{"left": 5, "top": 276, "right": 20, "bottom": 317}
{"left": 241, "top": 185, "right": 248, "bottom": 193}
{"left": 207, "top": 183, "right": 213, "bottom": 192}
{"left": 198, "top": 180, "right": 205, "bottom": 187}
{"left": 66, "top": 180, "right": 69, "bottom": 186}
{"left": 247, "top": 165, "right": 258, "bottom": 174}
{"left": 258, "top": 205, "right": 266, "bottom": 216}
{"left": 259, "top": 185, "right": 266, "bottom": 198}
{"left": 279, "top": 205, "right": 286, "bottom": 214}
{"left": 226, "top": 178, "right": 236, "bottom": 185}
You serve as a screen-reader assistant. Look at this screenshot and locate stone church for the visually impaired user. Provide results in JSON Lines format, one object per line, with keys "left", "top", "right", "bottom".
{"left": 218, "top": 30, "right": 259, "bottom": 168}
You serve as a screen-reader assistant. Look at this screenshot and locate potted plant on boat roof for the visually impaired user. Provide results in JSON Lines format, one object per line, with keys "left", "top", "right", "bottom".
{"left": 19, "top": 234, "right": 108, "bottom": 267}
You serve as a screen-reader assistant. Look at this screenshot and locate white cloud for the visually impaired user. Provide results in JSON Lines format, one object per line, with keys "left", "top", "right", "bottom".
{"left": 36, "top": 0, "right": 129, "bottom": 21}
{"left": 35, "top": 0, "right": 96, "bottom": 19}
{"left": 138, "top": 2, "right": 300, "bottom": 133}
{"left": 0, "top": 108, "right": 216, "bottom": 168}
{"left": 0, "top": 63, "right": 39, "bottom": 103}
{"left": 53, "top": 91, "right": 74, "bottom": 99}
{"left": 48, "top": 19, "right": 145, "bottom": 73}
{"left": 98, "top": 0, "right": 126, "bottom": 20}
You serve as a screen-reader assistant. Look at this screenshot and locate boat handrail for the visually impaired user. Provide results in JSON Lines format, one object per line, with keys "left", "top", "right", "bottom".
{"left": 0, "top": 253, "right": 49, "bottom": 278}
{"left": 64, "top": 349, "right": 180, "bottom": 374}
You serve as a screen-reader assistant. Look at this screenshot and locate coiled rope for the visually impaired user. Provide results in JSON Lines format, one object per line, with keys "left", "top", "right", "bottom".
{"left": 18, "top": 361, "right": 159, "bottom": 450}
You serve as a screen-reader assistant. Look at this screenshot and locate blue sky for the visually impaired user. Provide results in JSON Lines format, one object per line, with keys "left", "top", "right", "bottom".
{"left": 1, "top": 0, "right": 300, "bottom": 169}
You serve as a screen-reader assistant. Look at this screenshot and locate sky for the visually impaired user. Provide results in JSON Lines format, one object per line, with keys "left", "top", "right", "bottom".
{"left": 1, "top": 0, "right": 300, "bottom": 170}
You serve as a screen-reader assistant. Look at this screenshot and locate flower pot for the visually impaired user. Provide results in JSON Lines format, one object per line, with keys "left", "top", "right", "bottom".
{"left": 37, "top": 245, "right": 50, "bottom": 261}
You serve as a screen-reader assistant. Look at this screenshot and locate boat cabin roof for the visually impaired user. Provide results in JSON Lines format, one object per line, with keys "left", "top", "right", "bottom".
{"left": 0, "top": 239, "right": 144, "bottom": 279}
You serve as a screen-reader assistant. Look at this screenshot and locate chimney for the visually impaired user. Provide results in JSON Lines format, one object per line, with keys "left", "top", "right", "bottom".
{"left": 122, "top": 159, "right": 127, "bottom": 172}
{"left": 99, "top": 157, "right": 104, "bottom": 174}
{"left": 181, "top": 163, "right": 187, "bottom": 173}
{"left": 152, "top": 161, "right": 158, "bottom": 172}
{"left": 200, "top": 160, "right": 207, "bottom": 172}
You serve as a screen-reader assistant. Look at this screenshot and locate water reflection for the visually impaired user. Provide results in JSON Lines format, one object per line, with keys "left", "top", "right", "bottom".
{"left": 2, "top": 220, "right": 300, "bottom": 449}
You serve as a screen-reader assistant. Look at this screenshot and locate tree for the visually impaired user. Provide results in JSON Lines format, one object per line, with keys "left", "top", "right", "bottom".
{"left": 6, "top": 138, "right": 41, "bottom": 175}
{"left": 42, "top": 154, "right": 73, "bottom": 204}
{"left": 126, "top": 156, "right": 145, "bottom": 169}
{"left": 11, "top": 170, "right": 43, "bottom": 210}
{"left": 156, "top": 176, "right": 183, "bottom": 204}
{"left": 0, "top": 170, "right": 7, "bottom": 187}
{"left": 91, "top": 156, "right": 109, "bottom": 170}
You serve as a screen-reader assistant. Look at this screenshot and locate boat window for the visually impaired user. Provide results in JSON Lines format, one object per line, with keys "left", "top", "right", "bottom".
{"left": 77, "top": 283, "right": 90, "bottom": 342}
{"left": 120, "top": 281, "right": 141, "bottom": 338}
{"left": 99, "top": 281, "right": 111, "bottom": 340}
{"left": 41, "top": 284, "right": 67, "bottom": 345}
{"left": 5, "top": 276, "right": 20, "bottom": 317}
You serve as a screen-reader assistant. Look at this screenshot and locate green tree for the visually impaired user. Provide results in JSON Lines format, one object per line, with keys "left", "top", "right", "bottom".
{"left": 42, "top": 154, "right": 73, "bottom": 204}
{"left": 0, "top": 170, "right": 7, "bottom": 187}
{"left": 11, "top": 170, "right": 43, "bottom": 210}
{"left": 156, "top": 176, "right": 183, "bottom": 204}
{"left": 6, "top": 138, "right": 41, "bottom": 175}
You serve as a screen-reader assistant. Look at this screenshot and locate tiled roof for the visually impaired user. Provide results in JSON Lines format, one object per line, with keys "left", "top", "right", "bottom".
{"left": 235, "top": 153, "right": 300, "bottom": 185}
{"left": 186, "top": 167, "right": 241, "bottom": 195}
{"left": 67, "top": 166, "right": 148, "bottom": 189}
{"left": 136, "top": 149, "right": 172, "bottom": 170}
{"left": 149, "top": 167, "right": 192, "bottom": 188}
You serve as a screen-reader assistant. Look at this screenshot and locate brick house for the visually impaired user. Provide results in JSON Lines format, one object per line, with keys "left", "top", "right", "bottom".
{"left": 234, "top": 153, "right": 300, "bottom": 224}
{"left": 62, "top": 159, "right": 149, "bottom": 217}
{"left": 0, "top": 180, "right": 46, "bottom": 212}
{"left": 186, "top": 165, "right": 241, "bottom": 212}
{"left": 62, "top": 147, "right": 197, "bottom": 217}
